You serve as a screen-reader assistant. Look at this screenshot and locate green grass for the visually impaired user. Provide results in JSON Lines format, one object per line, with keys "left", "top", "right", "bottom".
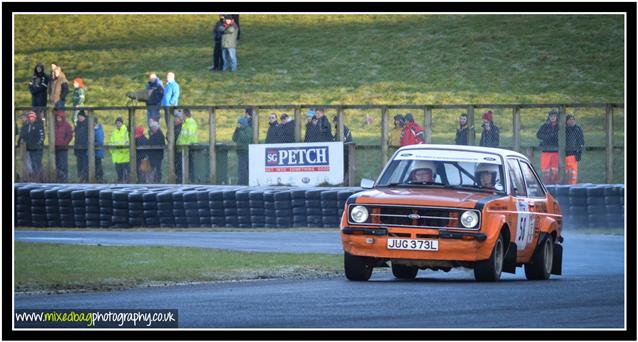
{"left": 14, "top": 242, "right": 343, "bottom": 293}
{"left": 13, "top": 14, "right": 625, "bottom": 184}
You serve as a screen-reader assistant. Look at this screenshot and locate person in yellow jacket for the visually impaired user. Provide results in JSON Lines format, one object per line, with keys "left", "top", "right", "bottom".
{"left": 175, "top": 109, "right": 198, "bottom": 183}
{"left": 387, "top": 114, "right": 404, "bottom": 158}
{"left": 110, "top": 116, "right": 130, "bottom": 183}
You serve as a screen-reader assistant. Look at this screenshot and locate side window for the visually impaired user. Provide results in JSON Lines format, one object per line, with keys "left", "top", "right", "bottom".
{"left": 520, "top": 161, "right": 545, "bottom": 198}
{"left": 507, "top": 159, "right": 526, "bottom": 197}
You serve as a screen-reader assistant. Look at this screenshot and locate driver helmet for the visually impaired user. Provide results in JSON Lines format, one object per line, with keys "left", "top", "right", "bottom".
{"left": 475, "top": 163, "right": 499, "bottom": 187}
{"left": 409, "top": 160, "right": 437, "bottom": 181}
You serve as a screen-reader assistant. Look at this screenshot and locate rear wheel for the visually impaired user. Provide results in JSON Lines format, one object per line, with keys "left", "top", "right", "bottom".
{"left": 474, "top": 234, "right": 504, "bottom": 282}
{"left": 525, "top": 235, "right": 554, "bottom": 280}
{"left": 344, "top": 252, "right": 373, "bottom": 281}
{"left": 391, "top": 263, "right": 418, "bottom": 279}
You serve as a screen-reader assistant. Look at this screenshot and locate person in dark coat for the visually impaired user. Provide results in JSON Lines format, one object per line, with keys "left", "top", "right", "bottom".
{"left": 134, "top": 126, "right": 150, "bottom": 183}
{"left": 565, "top": 114, "right": 585, "bottom": 185}
{"left": 54, "top": 111, "right": 73, "bottom": 182}
{"left": 28, "top": 63, "right": 50, "bottom": 114}
{"left": 265, "top": 113, "right": 281, "bottom": 144}
{"left": 315, "top": 107, "right": 333, "bottom": 142}
{"left": 232, "top": 117, "right": 253, "bottom": 185}
{"left": 333, "top": 116, "right": 353, "bottom": 181}
{"left": 21, "top": 111, "right": 45, "bottom": 181}
{"left": 94, "top": 117, "right": 105, "bottom": 182}
{"left": 279, "top": 113, "right": 295, "bottom": 143}
{"left": 74, "top": 111, "right": 89, "bottom": 182}
{"left": 455, "top": 113, "right": 469, "bottom": 145}
{"left": 479, "top": 111, "right": 500, "bottom": 147}
{"left": 304, "top": 108, "right": 321, "bottom": 143}
{"left": 145, "top": 73, "right": 164, "bottom": 128}
{"left": 209, "top": 14, "right": 226, "bottom": 71}
{"left": 536, "top": 109, "right": 560, "bottom": 184}
{"left": 146, "top": 120, "right": 165, "bottom": 183}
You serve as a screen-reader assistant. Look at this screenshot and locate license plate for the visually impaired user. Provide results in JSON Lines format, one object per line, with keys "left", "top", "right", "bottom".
{"left": 387, "top": 238, "right": 439, "bottom": 251}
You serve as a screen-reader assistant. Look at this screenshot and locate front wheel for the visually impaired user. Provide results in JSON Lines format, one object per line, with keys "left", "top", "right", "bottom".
{"left": 524, "top": 235, "right": 554, "bottom": 280}
{"left": 344, "top": 252, "right": 373, "bottom": 281}
{"left": 391, "top": 263, "right": 418, "bottom": 279}
{"left": 474, "top": 234, "right": 504, "bottom": 282}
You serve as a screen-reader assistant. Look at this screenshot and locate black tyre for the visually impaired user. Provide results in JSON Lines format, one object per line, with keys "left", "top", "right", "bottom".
{"left": 525, "top": 235, "right": 554, "bottom": 280}
{"left": 474, "top": 234, "right": 504, "bottom": 282}
{"left": 391, "top": 263, "right": 418, "bottom": 279}
{"left": 344, "top": 252, "right": 373, "bottom": 281}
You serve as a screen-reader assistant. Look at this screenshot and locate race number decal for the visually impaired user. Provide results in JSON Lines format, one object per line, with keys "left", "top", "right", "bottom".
{"left": 516, "top": 201, "right": 535, "bottom": 250}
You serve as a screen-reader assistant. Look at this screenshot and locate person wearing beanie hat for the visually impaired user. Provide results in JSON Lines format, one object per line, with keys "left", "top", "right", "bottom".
{"left": 20, "top": 111, "right": 45, "bottom": 181}
{"left": 147, "top": 119, "right": 165, "bottom": 183}
{"left": 388, "top": 114, "right": 405, "bottom": 154}
{"left": 565, "top": 114, "right": 585, "bottom": 184}
{"left": 455, "top": 113, "right": 469, "bottom": 146}
{"left": 54, "top": 111, "right": 74, "bottom": 182}
{"left": 134, "top": 126, "right": 150, "bottom": 183}
{"left": 479, "top": 110, "right": 500, "bottom": 148}
{"left": 74, "top": 111, "right": 90, "bottom": 181}
{"left": 243, "top": 107, "right": 254, "bottom": 127}
{"left": 536, "top": 108, "right": 560, "bottom": 183}
{"left": 400, "top": 112, "right": 424, "bottom": 147}
{"left": 232, "top": 115, "right": 253, "bottom": 185}
{"left": 110, "top": 115, "right": 130, "bottom": 183}
{"left": 72, "top": 77, "right": 86, "bottom": 124}
{"left": 279, "top": 113, "right": 295, "bottom": 143}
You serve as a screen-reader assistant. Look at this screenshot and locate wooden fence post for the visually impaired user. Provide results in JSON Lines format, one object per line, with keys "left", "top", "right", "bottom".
{"left": 348, "top": 143, "right": 356, "bottom": 186}
{"left": 209, "top": 107, "right": 217, "bottom": 184}
{"left": 252, "top": 109, "right": 259, "bottom": 144}
{"left": 46, "top": 108, "right": 56, "bottom": 182}
{"left": 167, "top": 107, "right": 176, "bottom": 183}
{"left": 337, "top": 106, "right": 344, "bottom": 142}
{"left": 558, "top": 105, "right": 566, "bottom": 184}
{"left": 128, "top": 107, "right": 137, "bottom": 184}
{"left": 513, "top": 106, "right": 521, "bottom": 152}
{"left": 467, "top": 105, "right": 475, "bottom": 146}
{"left": 424, "top": 106, "right": 432, "bottom": 144}
{"left": 605, "top": 104, "right": 614, "bottom": 183}
{"left": 381, "top": 107, "right": 389, "bottom": 164}
{"left": 182, "top": 146, "right": 189, "bottom": 184}
{"left": 294, "top": 106, "right": 301, "bottom": 142}
{"left": 87, "top": 111, "right": 95, "bottom": 183}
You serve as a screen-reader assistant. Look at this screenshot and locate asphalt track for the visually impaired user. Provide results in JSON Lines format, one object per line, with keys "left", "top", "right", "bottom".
{"left": 14, "top": 231, "right": 625, "bottom": 328}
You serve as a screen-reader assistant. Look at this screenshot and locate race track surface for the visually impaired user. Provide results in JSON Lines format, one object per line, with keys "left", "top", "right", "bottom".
{"left": 13, "top": 231, "right": 625, "bottom": 328}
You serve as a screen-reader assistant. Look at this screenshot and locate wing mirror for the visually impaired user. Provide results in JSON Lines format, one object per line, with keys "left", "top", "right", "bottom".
{"left": 360, "top": 178, "right": 375, "bottom": 189}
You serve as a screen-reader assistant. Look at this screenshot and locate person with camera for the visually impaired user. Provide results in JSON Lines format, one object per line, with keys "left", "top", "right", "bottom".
{"left": 144, "top": 73, "right": 164, "bottom": 128}
{"left": 565, "top": 114, "right": 585, "bottom": 185}
{"left": 479, "top": 111, "right": 500, "bottom": 147}
{"left": 28, "top": 63, "right": 50, "bottom": 115}
{"left": 209, "top": 14, "right": 226, "bottom": 71}
{"left": 218, "top": 15, "right": 239, "bottom": 72}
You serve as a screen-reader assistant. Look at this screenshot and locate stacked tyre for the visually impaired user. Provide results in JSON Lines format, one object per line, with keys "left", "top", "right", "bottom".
{"left": 15, "top": 184, "right": 34, "bottom": 227}
{"left": 182, "top": 190, "right": 201, "bottom": 228}
{"left": 44, "top": 186, "right": 61, "bottom": 227}
{"left": 567, "top": 186, "right": 588, "bottom": 229}
{"left": 248, "top": 189, "right": 265, "bottom": 228}
{"left": 291, "top": 189, "right": 307, "bottom": 227}
{"left": 320, "top": 190, "right": 339, "bottom": 228}
{"left": 111, "top": 190, "right": 130, "bottom": 228}
{"left": 604, "top": 185, "right": 624, "bottom": 229}
{"left": 142, "top": 190, "right": 160, "bottom": 227}
{"left": 29, "top": 187, "right": 47, "bottom": 227}
{"left": 128, "top": 191, "right": 145, "bottom": 227}
{"left": 85, "top": 188, "right": 101, "bottom": 228}
{"left": 99, "top": 188, "right": 114, "bottom": 228}
{"left": 273, "top": 190, "right": 292, "bottom": 228}
{"left": 71, "top": 189, "right": 87, "bottom": 228}
{"left": 223, "top": 189, "right": 238, "bottom": 228}
{"left": 209, "top": 188, "right": 226, "bottom": 227}
{"left": 235, "top": 189, "right": 252, "bottom": 228}
{"left": 157, "top": 190, "right": 175, "bottom": 228}
{"left": 196, "top": 189, "right": 212, "bottom": 228}
{"left": 305, "top": 189, "right": 323, "bottom": 228}
{"left": 585, "top": 185, "right": 607, "bottom": 228}
{"left": 171, "top": 191, "right": 188, "bottom": 228}
{"left": 57, "top": 187, "right": 76, "bottom": 228}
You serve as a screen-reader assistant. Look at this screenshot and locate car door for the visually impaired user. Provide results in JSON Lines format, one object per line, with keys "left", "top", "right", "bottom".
{"left": 518, "top": 160, "right": 550, "bottom": 253}
{"left": 507, "top": 158, "right": 535, "bottom": 256}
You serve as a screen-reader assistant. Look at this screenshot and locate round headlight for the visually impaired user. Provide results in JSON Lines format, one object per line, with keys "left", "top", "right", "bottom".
{"left": 460, "top": 211, "right": 479, "bottom": 228}
{"left": 350, "top": 206, "right": 369, "bottom": 223}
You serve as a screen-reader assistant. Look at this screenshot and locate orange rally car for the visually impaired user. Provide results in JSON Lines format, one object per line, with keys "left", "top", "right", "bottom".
{"left": 340, "top": 144, "right": 563, "bottom": 282}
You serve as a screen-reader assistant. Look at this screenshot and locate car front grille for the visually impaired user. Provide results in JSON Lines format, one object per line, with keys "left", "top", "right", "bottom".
{"left": 349, "top": 204, "right": 480, "bottom": 230}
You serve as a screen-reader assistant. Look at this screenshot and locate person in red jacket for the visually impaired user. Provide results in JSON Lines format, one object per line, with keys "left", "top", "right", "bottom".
{"left": 54, "top": 111, "right": 73, "bottom": 182}
{"left": 400, "top": 113, "right": 425, "bottom": 146}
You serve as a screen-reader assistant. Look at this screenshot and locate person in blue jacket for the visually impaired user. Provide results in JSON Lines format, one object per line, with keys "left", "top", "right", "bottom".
{"left": 94, "top": 116, "right": 105, "bottom": 182}
{"left": 162, "top": 71, "right": 180, "bottom": 126}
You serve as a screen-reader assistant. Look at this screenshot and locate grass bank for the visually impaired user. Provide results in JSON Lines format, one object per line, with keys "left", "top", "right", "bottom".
{"left": 14, "top": 242, "right": 342, "bottom": 293}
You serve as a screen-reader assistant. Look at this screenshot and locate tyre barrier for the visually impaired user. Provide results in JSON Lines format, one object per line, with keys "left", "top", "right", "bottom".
{"left": 15, "top": 183, "right": 624, "bottom": 230}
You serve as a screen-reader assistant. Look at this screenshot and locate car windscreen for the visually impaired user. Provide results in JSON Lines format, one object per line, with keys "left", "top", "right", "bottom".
{"left": 376, "top": 150, "right": 505, "bottom": 193}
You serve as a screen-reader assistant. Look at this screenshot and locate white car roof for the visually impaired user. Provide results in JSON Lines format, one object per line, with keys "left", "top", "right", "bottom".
{"left": 395, "top": 144, "right": 529, "bottom": 162}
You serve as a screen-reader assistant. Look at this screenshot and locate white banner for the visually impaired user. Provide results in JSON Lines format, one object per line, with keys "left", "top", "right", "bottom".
{"left": 248, "top": 142, "right": 344, "bottom": 186}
